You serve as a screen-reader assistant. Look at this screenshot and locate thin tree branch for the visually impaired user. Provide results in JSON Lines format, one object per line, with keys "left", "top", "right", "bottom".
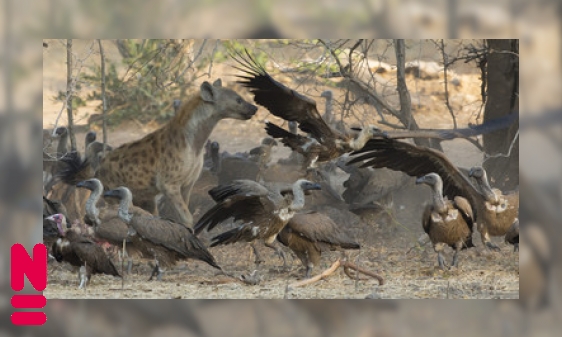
{"left": 440, "top": 39, "right": 458, "bottom": 129}
{"left": 97, "top": 40, "right": 109, "bottom": 156}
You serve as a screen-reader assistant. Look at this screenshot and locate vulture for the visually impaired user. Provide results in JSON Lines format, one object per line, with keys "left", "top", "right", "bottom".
{"left": 504, "top": 219, "right": 519, "bottom": 252}
{"left": 277, "top": 121, "right": 306, "bottom": 167}
{"left": 84, "top": 131, "right": 113, "bottom": 172}
{"left": 43, "top": 196, "right": 69, "bottom": 253}
{"left": 46, "top": 213, "right": 121, "bottom": 289}
{"left": 277, "top": 211, "right": 360, "bottom": 278}
{"left": 103, "top": 186, "right": 221, "bottom": 280}
{"left": 336, "top": 155, "right": 409, "bottom": 211}
{"left": 76, "top": 178, "right": 135, "bottom": 272}
{"left": 43, "top": 126, "right": 69, "bottom": 192}
{"left": 215, "top": 137, "right": 277, "bottom": 185}
{"left": 194, "top": 179, "right": 322, "bottom": 266}
{"left": 468, "top": 166, "right": 519, "bottom": 251}
{"left": 348, "top": 138, "right": 518, "bottom": 251}
{"left": 415, "top": 173, "right": 475, "bottom": 269}
{"left": 232, "top": 49, "right": 381, "bottom": 169}
{"left": 247, "top": 137, "right": 278, "bottom": 181}
{"left": 320, "top": 90, "right": 345, "bottom": 132}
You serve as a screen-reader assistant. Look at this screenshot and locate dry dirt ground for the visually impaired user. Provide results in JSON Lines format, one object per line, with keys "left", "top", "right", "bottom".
{"left": 42, "top": 41, "right": 518, "bottom": 299}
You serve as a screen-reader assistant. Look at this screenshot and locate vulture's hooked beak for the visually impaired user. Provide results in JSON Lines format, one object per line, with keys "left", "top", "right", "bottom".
{"left": 103, "top": 190, "right": 119, "bottom": 198}
{"left": 415, "top": 176, "right": 426, "bottom": 185}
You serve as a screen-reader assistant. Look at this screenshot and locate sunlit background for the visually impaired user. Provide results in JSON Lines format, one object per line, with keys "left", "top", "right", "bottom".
{"left": 1, "top": 0, "right": 560, "bottom": 336}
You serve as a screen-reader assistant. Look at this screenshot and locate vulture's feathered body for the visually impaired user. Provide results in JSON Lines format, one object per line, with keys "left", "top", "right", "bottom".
{"left": 232, "top": 49, "right": 380, "bottom": 169}
{"left": 349, "top": 138, "right": 518, "bottom": 251}
{"left": 47, "top": 214, "right": 120, "bottom": 289}
{"left": 76, "top": 178, "right": 138, "bottom": 272}
{"left": 416, "top": 173, "right": 475, "bottom": 269}
{"left": 84, "top": 131, "right": 113, "bottom": 172}
{"left": 277, "top": 211, "right": 360, "bottom": 278}
{"left": 104, "top": 187, "right": 221, "bottom": 280}
{"left": 469, "top": 166, "right": 519, "bottom": 250}
{"left": 43, "top": 127, "right": 69, "bottom": 192}
{"left": 194, "top": 179, "right": 321, "bottom": 266}
{"left": 215, "top": 138, "right": 277, "bottom": 185}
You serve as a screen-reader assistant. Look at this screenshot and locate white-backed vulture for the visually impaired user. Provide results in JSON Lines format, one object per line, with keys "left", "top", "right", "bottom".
{"left": 348, "top": 138, "right": 517, "bottom": 251}
{"left": 103, "top": 186, "right": 221, "bottom": 281}
{"left": 468, "top": 166, "right": 519, "bottom": 251}
{"left": 277, "top": 211, "right": 360, "bottom": 278}
{"left": 46, "top": 214, "right": 121, "bottom": 289}
{"left": 232, "top": 49, "right": 381, "bottom": 169}
{"left": 84, "top": 131, "right": 113, "bottom": 172}
{"left": 194, "top": 179, "right": 321, "bottom": 266}
{"left": 43, "top": 126, "right": 69, "bottom": 193}
{"left": 415, "top": 173, "right": 475, "bottom": 269}
{"left": 76, "top": 178, "right": 136, "bottom": 272}
{"left": 215, "top": 137, "right": 277, "bottom": 185}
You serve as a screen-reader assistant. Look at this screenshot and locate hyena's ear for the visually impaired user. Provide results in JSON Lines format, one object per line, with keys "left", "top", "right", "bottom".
{"left": 212, "top": 78, "right": 222, "bottom": 87}
{"left": 200, "top": 81, "right": 217, "bottom": 103}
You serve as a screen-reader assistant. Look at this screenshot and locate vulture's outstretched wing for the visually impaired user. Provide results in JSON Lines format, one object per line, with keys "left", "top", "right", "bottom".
{"left": 232, "top": 49, "right": 337, "bottom": 143}
{"left": 348, "top": 138, "right": 484, "bottom": 217}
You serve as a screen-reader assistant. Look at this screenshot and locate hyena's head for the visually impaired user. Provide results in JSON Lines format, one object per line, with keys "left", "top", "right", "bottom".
{"left": 199, "top": 79, "right": 257, "bottom": 120}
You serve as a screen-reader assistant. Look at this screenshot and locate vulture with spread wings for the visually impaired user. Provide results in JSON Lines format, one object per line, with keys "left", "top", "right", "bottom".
{"left": 348, "top": 138, "right": 518, "bottom": 251}
{"left": 232, "top": 49, "right": 380, "bottom": 169}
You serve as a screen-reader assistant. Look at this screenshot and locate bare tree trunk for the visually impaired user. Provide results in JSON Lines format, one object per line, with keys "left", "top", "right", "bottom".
{"left": 98, "top": 39, "right": 108, "bottom": 155}
{"left": 482, "top": 39, "right": 519, "bottom": 190}
{"left": 66, "top": 39, "right": 77, "bottom": 151}
{"left": 394, "top": 39, "right": 433, "bottom": 148}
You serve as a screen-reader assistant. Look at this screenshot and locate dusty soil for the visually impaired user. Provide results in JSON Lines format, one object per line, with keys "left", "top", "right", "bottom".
{"left": 43, "top": 40, "right": 518, "bottom": 299}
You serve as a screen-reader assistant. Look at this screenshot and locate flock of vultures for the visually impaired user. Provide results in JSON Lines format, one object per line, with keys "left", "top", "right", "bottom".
{"left": 43, "top": 50, "right": 519, "bottom": 293}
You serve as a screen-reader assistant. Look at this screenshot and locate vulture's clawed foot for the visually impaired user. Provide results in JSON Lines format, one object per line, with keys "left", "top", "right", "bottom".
{"left": 437, "top": 252, "right": 449, "bottom": 270}
{"left": 485, "top": 242, "right": 501, "bottom": 252}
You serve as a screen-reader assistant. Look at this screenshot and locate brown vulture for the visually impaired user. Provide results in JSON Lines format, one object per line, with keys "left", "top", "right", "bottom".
{"left": 416, "top": 173, "right": 475, "bottom": 269}
{"left": 232, "top": 49, "right": 381, "bottom": 169}
{"left": 277, "top": 211, "right": 360, "bottom": 278}
{"left": 103, "top": 186, "right": 221, "bottom": 281}
{"left": 468, "top": 166, "right": 519, "bottom": 251}
{"left": 46, "top": 213, "right": 121, "bottom": 289}
{"left": 76, "top": 178, "right": 135, "bottom": 273}
{"left": 194, "top": 179, "right": 321, "bottom": 267}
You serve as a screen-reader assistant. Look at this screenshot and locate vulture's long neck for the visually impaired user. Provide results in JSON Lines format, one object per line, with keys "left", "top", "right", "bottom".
{"left": 431, "top": 179, "right": 448, "bottom": 214}
{"left": 117, "top": 192, "right": 133, "bottom": 224}
{"left": 324, "top": 96, "right": 333, "bottom": 123}
{"left": 289, "top": 183, "right": 306, "bottom": 211}
{"left": 477, "top": 171, "right": 499, "bottom": 204}
{"left": 57, "top": 132, "right": 69, "bottom": 156}
{"left": 84, "top": 185, "right": 102, "bottom": 227}
{"left": 348, "top": 128, "right": 372, "bottom": 150}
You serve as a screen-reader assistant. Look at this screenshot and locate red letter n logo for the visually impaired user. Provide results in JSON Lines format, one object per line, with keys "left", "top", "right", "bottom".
{"left": 10, "top": 243, "right": 47, "bottom": 326}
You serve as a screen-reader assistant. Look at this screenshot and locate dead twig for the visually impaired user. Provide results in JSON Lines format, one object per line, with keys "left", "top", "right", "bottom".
{"left": 289, "top": 259, "right": 384, "bottom": 289}
{"left": 289, "top": 259, "right": 341, "bottom": 289}
{"left": 340, "top": 260, "right": 384, "bottom": 285}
